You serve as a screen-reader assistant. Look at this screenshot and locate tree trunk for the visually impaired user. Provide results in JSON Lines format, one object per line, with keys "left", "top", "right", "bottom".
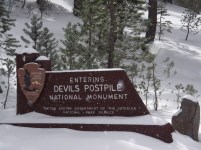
{"left": 107, "top": 0, "right": 116, "bottom": 68}
{"left": 185, "top": 25, "right": 190, "bottom": 40}
{"left": 145, "top": 78, "right": 150, "bottom": 107}
{"left": 0, "top": 85, "right": 3, "bottom": 93}
{"left": 36, "top": 0, "right": 41, "bottom": 5}
{"left": 69, "top": 50, "right": 72, "bottom": 70}
{"left": 152, "top": 63, "right": 158, "bottom": 111}
{"left": 40, "top": 10, "right": 43, "bottom": 20}
{"left": 159, "top": 6, "right": 162, "bottom": 41}
{"left": 22, "top": 0, "right": 26, "bottom": 8}
{"left": 146, "top": 0, "right": 157, "bottom": 43}
{"left": 87, "top": 6, "right": 92, "bottom": 69}
{"left": 116, "top": 0, "right": 125, "bottom": 40}
{"left": 3, "top": 74, "right": 10, "bottom": 109}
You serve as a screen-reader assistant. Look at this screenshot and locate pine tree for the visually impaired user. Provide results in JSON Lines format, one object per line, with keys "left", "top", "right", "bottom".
{"left": 107, "top": 0, "right": 147, "bottom": 68}
{"left": 185, "top": 84, "right": 198, "bottom": 96}
{"left": 37, "top": 0, "right": 52, "bottom": 19}
{"left": 21, "top": 15, "right": 60, "bottom": 69}
{"left": 37, "top": 27, "right": 58, "bottom": 69}
{"left": 181, "top": 9, "right": 201, "bottom": 40}
{"left": 0, "top": 0, "right": 19, "bottom": 56}
{"left": 137, "top": 53, "right": 176, "bottom": 111}
{"left": 157, "top": 1, "right": 172, "bottom": 40}
{"left": 21, "top": 15, "right": 43, "bottom": 49}
{"left": 60, "top": 23, "right": 81, "bottom": 70}
{"left": 118, "top": 0, "right": 147, "bottom": 70}
{"left": 1, "top": 58, "right": 15, "bottom": 109}
{"left": 73, "top": 0, "right": 83, "bottom": 16}
{"left": 70, "top": 0, "right": 147, "bottom": 70}
{"left": 77, "top": 0, "right": 105, "bottom": 69}
{"left": 78, "top": 0, "right": 147, "bottom": 69}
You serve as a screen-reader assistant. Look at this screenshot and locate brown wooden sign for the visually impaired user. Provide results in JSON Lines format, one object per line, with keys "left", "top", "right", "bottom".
{"left": 35, "top": 69, "right": 149, "bottom": 116}
{"left": 16, "top": 54, "right": 149, "bottom": 117}
{"left": 17, "top": 69, "right": 149, "bottom": 116}
{"left": 18, "top": 63, "right": 45, "bottom": 105}
{"left": 14, "top": 53, "right": 174, "bottom": 143}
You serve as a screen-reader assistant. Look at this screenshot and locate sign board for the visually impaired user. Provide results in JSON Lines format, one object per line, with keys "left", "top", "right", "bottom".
{"left": 16, "top": 54, "right": 149, "bottom": 116}
{"left": 14, "top": 53, "right": 174, "bottom": 143}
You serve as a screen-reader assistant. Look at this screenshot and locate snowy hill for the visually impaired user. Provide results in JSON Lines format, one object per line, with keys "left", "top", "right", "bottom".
{"left": 11, "top": 0, "right": 79, "bottom": 48}
{"left": 150, "top": 3, "right": 201, "bottom": 108}
{"left": 0, "top": 1, "right": 201, "bottom": 150}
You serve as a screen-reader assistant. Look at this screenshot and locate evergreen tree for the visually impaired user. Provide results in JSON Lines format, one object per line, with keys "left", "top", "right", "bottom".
{"left": 118, "top": 0, "right": 147, "bottom": 70}
{"left": 77, "top": 0, "right": 106, "bottom": 69}
{"left": 37, "top": 0, "right": 52, "bottom": 19}
{"left": 60, "top": 23, "right": 81, "bottom": 70}
{"left": 21, "top": 15, "right": 43, "bottom": 49}
{"left": 21, "top": 15, "right": 60, "bottom": 69}
{"left": 76, "top": 0, "right": 147, "bottom": 69}
{"left": 37, "top": 27, "right": 58, "bottom": 69}
{"left": 181, "top": 9, "right": 201, "bottom": 40}
{"left": 139, "top": 54, "right": 175, "bottom": 111}
{"left": 114, "top": 0, "right": 147, "bottom": 68}
{"left": 26, "top": 3, "right": 34, "bottom": 17}
{"left": 70, "top": 0, "right": 147, "bottom": 71}
{"left": 185, "top": 84, "right": 198, "bottom": 96}
{"left": 73, "top": 0, "right": 83, "bottom": 16}
{"left": 157, "top": 1, "right": 172, "bottom": 40}
{"left": 0, "top": 0, "right": 19, "bottom": 56}
{"left": 1, "top": 58, "right": 15, "bottom": 109}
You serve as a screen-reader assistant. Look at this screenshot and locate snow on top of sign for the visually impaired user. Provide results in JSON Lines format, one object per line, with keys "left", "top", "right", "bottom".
{"left": 173, "top": 109, "right": 182, "bottom": 116}
{"left": 24, "top": 62, "right": 39, "bottom": 65}
{"left": 0, "top": 109, "right": 167, "bottom": 125}
{"left": 15, "top": 48, "right": 39, "bottom": 54}
{"left": 46, "top": 68, "right": 124, "bottom": 73}
{"left": 182, "top": 94, "right": 198, "bottom": 102}
{"left": 35, "top": 56, "right": 50, "bottom": 61}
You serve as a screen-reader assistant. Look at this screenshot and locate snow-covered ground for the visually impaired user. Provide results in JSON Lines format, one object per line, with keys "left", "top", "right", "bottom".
{"left": 0, "top": 124, "right": 200, "bottom": 150}
{"left": 0, "top": 1, "right": 201, "bottom": 150}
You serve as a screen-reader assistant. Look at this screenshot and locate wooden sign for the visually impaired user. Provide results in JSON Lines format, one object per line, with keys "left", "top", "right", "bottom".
{"left": 36, "top": 69, "right": 150, "bottom": 116}
{"left": 13, "top": 53, "right": 174, "bottom": 143}
{"left": 17, "top": 67, "right": 149, "bottom": 116}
